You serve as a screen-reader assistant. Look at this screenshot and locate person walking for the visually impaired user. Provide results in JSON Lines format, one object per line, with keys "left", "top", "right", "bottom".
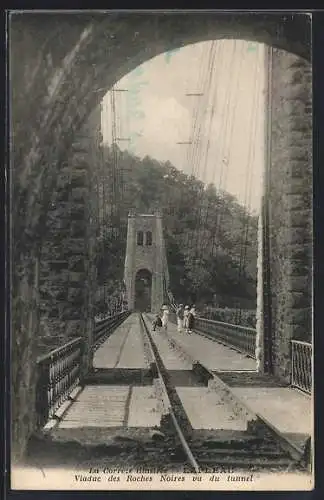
{"left": 161, "top": 305, "right": 169, "bottom": 332}
{"left": 152, "top": 314, "right": 162, "bottom": 332}
{"left": 188, "top": 305, "right": 196, "bottom": 334}
{"left": 183, "top": 305, "right": 190, "bottom": 334}
{"left": 176, "top": 304, "right": 185, "bottom": 333}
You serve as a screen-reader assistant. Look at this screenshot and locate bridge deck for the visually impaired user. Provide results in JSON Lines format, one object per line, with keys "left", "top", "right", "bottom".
{"left": 230, "top": 386, "right": 311, "bottom": 449}
{"left": 58, "top": 385, "right": 162, "bottom": 429}
{"left": 150, "top": 314, "right": 312, "bottom": 448}
{"left": 93, "top": 313, "right": 148, "bottom": 369}
{"left": 149, "top": 313, "right": 256, "bottom": 371}
{"left": 52, "top": 313, "right": 310, "bottom": 451}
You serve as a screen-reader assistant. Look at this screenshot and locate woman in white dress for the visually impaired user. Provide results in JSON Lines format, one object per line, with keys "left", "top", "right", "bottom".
{"left": 183, "top": 305, "right": 190, "bottom": 333}
{"left": 161, "top": 305, "right": 169, "bottom": 331}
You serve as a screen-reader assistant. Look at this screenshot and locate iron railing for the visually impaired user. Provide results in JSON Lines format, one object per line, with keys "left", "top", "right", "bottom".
{"left": 169, "top": 312, "right": 256, "bottom": 358}
{"left": 93, "top": 310, "right": 131, "bottom": 349}
{"left": 291, "top": 340, "right": 312, "bottom": 394}
{"left": 194, "top": 317, "right": 257, "bottom": 358}
{"left": 35, "top": 310, "right": 131, "bottom": 428}
{"left": 35, "top": 336, "right": 84, "bottom": 429}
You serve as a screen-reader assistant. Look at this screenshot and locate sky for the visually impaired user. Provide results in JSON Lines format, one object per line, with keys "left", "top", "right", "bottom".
{"left": 101, "top": 40, "right": 266, "bottom": 213}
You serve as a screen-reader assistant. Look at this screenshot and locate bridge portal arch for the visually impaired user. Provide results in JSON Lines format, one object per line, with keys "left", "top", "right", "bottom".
{"left": 134, "top": 269, "right": 153, "bottom": 312}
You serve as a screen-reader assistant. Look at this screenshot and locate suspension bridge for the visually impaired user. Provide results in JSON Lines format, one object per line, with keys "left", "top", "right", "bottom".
{"left": 10, "top": 13, "right": 312, "bottom": 477}
{"left": 27, "top": 209, "right": 311, "bottom": 474}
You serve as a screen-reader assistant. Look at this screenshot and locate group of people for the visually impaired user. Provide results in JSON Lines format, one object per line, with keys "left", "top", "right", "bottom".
{"left": 175, "top": 304, "right": 196, "bottom": 334}
{"left": 152, "top": 303, "right": 196, "bottom": 334}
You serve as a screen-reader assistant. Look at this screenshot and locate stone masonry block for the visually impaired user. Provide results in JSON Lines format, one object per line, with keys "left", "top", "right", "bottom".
{"left": 68, "top": 256, "right": 85, "bottom": 272}
{"left": 70, "top": 220, "right": 87, "bottom": 238}
{"left": 288, "top": 275, "right": 311, "bottom": 292}
{"left": 287, "top": 177, "right": 309, "bottom": 194}
{"left": 290, "top": 161, "right": 312, "bottom": 178}
{"left": 68, "top": 271, "right": 85, "bottom": 283}
{"left": 289, "top": 259, "right": 311, "bottom": 279}
{"left": 68, "top": 287, "right": 84, "bottom": 303}
{"left": 290, "top": 324, "right": 312, "bottom": 342}
{"left": 61, "top": 308, "right": 81, "bottom": 321}
{"left": 71, "top": 187, "right": 87, "bottom": 201}
{"left": 288, "top": 193, "right": 311, "bottom": 211}
{"left": 48, "top": 260, "right": 69, "bottom": 272}
{"left": 56, "top": 173, "right": 71, "bottom": 189}
{"left": 288, "top": 307, "right": 312, "bottom": 326}
{"left": 47, "top": 217, "right": 71, "bottom": 231}
{"left": 290, "top": 209, "right": 311, "bottom": 228}
{"left": 70, "top": 173, "right": 87, "bottom": 189}
{"left": 70, "top": 156, "right": 90, "bottom": 169}
{"left": 290, "top": 227, "right": 312, "bottom": 246}
{"left": 65, "top": 319, "right": 83, "bottom": 338}
{"left": 48, "top": 306, "right": 60, "bottom": 318}
{"left": 65, "top": 238, "right": 85, "bottom": 254}
{"left": 287, "top": 291, "right": 311, "bottom": 309}
{"left": 55, "top": 187, "right": 71, "bottom": 203}
{"left": 70, "top": 210, "right": 86, "bottom": 221}
{"left": 289, "top": 242, "right": 312, "bottom": 257}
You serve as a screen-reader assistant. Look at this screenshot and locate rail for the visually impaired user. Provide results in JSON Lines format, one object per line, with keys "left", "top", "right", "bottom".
{"left": 140, "top": 314, "right": 200, "bottom": 472}
{"left": 35, "top": 337, "right": 84, "bottom": 429}
{"left": 291, "top": 340, "right": 312, "bottom": 394}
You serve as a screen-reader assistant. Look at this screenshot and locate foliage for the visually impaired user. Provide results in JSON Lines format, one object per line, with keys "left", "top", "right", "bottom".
{"left": 201, "top": 306, "right": 256, "bottom": 328}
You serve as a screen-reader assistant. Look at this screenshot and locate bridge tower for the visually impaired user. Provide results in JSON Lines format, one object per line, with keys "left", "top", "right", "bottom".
{"left": 124, "top": 211, "right": 167, "bottom": 312}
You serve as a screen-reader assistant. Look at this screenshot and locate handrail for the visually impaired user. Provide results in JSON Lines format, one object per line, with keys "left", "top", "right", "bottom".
{"left": 195, "top": 316, "right": 256, "bottom": 334}
{"left": 291, "top": 339, "right": 312, "bottom": 346}
{"left": 36, "top": 336, "right": 82, "bottom": 364}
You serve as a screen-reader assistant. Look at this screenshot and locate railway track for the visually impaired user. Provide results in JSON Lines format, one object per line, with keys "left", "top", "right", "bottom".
{"left": 140, "top": 313, "right": 307, "bottom": 473}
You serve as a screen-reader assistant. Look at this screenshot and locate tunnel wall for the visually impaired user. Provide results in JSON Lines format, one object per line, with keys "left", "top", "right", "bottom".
{"left": 266, "top": 47, "right": 312, "bottom": 381}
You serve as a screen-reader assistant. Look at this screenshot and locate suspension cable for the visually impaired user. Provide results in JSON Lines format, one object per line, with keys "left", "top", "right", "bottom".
{"left": 192, "top": 42, "right": 220, "bottom": 260}
{"left": 210, "top": 41, "right": 237, "bottom": 256}
{"left": 187, "top": 42, "right": 217, "bottom": 260}
{"left": 236, "top": 45, "right": 261, "bottom": 321}
{"left": 213, "top": 41, "right": 246, "bottom": 258}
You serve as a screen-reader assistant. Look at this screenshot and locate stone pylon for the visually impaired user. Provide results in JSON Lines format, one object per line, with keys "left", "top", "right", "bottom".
{"left": 124, "top": 211, "right": 168, "bottom": 312}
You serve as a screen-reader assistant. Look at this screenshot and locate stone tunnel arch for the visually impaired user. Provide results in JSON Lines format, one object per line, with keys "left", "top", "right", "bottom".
{"left": 11, "top": 12, "right": 311, "bottom": 243}
{"left": 10, "top": 12, "right": 312, "bottom": 461}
